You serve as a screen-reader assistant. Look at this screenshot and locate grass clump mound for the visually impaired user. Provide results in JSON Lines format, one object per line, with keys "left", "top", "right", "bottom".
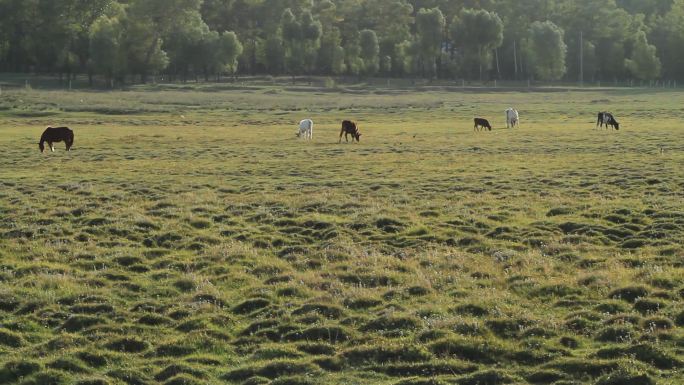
{"left": 370, "top": 361, "right": 477, "bottom": 377}
{"left": 74, "top": 378, "right": 110, "bottom": 385}
{"left": 343, "top": 297, "right": 382, "bottom": 309}
{"left": 163, "top": 375, "right": 202, "bottom": 385}
{"left": 46, "top": 358, "right": 89, "bottom": 374}
{"left": 155, "top": 342, "right": 196, "bottom": 357}
{"left": 485, "top": 318, "right": 533, "bottom": 339}
{"left": 632, "top": 298, "right": 664, "bottom": 314}
{"left": 608, "top": 286, "right": 649, "bottom": 302}
{"left": 375, "top": 217, "right": 406, "bottom": 233}
{"left": 595, "top": 368, "right": 655, "bottom": 385}
{"left": 252, "top": 346, "right": 303, "bottom": 360}
{"left": 342, "top": 344, "right": 432, "bottom": 365}
{"left": 241, "top": 376, "right": 270, "bottom": 385}
{"left": 595, "top": 325, "right": 635, "bottom": 342}
{"left": 60, "top": 315, "right": 105, "bottom": 332}
{"left": 106, "top": 368, "right": 150, "bottom": 385}
{"left": 456, "top": 369, "right": 517, "bottom": 385}
{"left": 525, "top": 369, "right": 566, "bottom": 383}
{"left": 222, "top": 360, "right": 319, "bottom": 381}
{"left": 270, "top": 375, "right": 317, "bottom": 385}
{"left": 360, "top": 315, "right": 421, "bottom": 333}
{"left": 233, "top": 298, "right": 270, "bottom": 314}
{"left": 18, "top": 370, "right": 69, "bottom": 385}
{"left": 75, "top": 352, "right": 108, "bottom": 368}
{"left": 0, "top": 328, "right": 24, "bottom": 347}
{"left": 292, "top": 303, "right": 344, "bottom": 319}
{"left": 453, "top": 303, "right": 489, "bottom": 317}
{"left": 595, "top": 344, "right": 681, "bottom": 369}
{"left": 394, "top": 378, "right": 447, "bottom": 385}
{"left": 295, "top": 343, "right": 336, "bottom": 356}
{"left": 0, "top": 361, "right": 42, "bottom": 383}
{"left": 641, "top": 316, "right": 674, "bottom": 330}
{"left": 284, "top": 325, "right": 351, "bottom": 343}
{"left": 429, "top": 337, "right": 506, "bottom": 364}
{"left": 104, "top": 337, "right": 150, "bottom": 353}
{"left": 545, "top": 358, "right": 622, "bottom": 378}
{"left": 154, "top": 364, "right": 207, "bottom": 381}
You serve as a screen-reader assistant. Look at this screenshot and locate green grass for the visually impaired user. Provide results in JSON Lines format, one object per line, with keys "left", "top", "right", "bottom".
{"left": 1, "top": 83, "right": 683, "bottom": 385}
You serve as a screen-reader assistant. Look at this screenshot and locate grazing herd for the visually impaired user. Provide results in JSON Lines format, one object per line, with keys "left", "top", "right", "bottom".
{"left": 38, "top": 110, "right": 621, "bottom": 153}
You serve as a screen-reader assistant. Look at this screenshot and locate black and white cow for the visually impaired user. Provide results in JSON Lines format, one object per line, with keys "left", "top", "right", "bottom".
{"left": 597, "top": 112, "right": 619, "bottom": 130}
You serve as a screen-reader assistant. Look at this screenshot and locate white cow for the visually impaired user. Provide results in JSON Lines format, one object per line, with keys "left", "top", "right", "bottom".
{"left": 297, "top": 119, "right": 313, "bottom": 140}
{"left": 505, "top": 108, "right": 519, "bottom": 128}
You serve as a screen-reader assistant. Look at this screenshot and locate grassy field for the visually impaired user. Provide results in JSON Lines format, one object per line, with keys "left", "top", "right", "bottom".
{"left": 1, "top": 84, "right": 683, "bottom": 385}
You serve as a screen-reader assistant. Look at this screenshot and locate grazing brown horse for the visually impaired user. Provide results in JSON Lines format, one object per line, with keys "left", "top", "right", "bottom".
{"left": 339, "top": 120, "right": 361, "bottom": 143}
{"left": 39, "top": 126, "right": 74, "bottom": 152}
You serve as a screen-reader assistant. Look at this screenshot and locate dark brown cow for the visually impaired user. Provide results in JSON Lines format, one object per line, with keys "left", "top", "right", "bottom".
{"left": 39, "top": 126, "right": 74, "bottom": 152}
{"left": 474, "top": 118, "right": 492, "bottom": 131}
{"left": 339, "top": 120, "right": 361, "bottom": 143}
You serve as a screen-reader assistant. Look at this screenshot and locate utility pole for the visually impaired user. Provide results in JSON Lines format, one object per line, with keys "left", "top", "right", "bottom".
{"left": 495, "top": 48, "right": 501, "bottom": 79}
{"left": 513, "top": 40, "right": 518, "bottom": 80}
{"left": 579, "top": 31, "right": 584, "bottom": 86}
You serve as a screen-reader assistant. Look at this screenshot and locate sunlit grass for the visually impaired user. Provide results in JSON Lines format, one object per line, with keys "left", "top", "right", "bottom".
{"left": 0, "top": 85, "right": 682, "bottom": 384}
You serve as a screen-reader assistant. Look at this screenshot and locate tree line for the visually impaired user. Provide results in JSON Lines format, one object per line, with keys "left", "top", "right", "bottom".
{"left": 1, "top": 0, "right": 682, "bottom": 86}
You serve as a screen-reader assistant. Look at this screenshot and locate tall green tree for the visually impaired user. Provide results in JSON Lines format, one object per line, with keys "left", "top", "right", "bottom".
{"left": 300, "top": 11, "right": 323, "bottom": 73}
{"left": 281, "top": 8, "right": 322, "bottom": 79}
{"left": 625, "top": 30, "right": 661, "bottom": 80}
{"left": 89, "top": 4, "right": 127, "bottom": 87}
{"left": 4, "top": 0, "right": 684, "bottom": 81}
{"left": 524, "top": 21, "right": 567, "bottom": 81}
{"left": 261, "top": 34, "right": 286, "bottom": 75}
{"left": 165, "top": 12, "right": 212, "bottom": 81}
{"left": 650, "top": 0, "right": 684, "bottom": 80}
{"left": 318, "top": 27, "right": 346, "bottom": 75}
{"left": 359, "top": 29, "right": 379, "bottom": 76}
{"left": 126, "top": 0, "right": 203, "bottom": 82}
{"left": 451, "top": 8, "right": 504, "bottom": 80}
{"left": 216, "top": 31, "right": 244, "bottom": 79}
{"left": 344, "top": 33, "right": 364, "bottom": 77}
{"left": 555, "top": 0, "right": 632, "bottom": 81}
{"left": 415, "top": 7, "right": 445, "bottom": 77}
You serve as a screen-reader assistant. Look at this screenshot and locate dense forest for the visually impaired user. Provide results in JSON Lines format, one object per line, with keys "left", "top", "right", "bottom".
{"left": 0, "top": 0, "right": 682, "bottom": 85}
